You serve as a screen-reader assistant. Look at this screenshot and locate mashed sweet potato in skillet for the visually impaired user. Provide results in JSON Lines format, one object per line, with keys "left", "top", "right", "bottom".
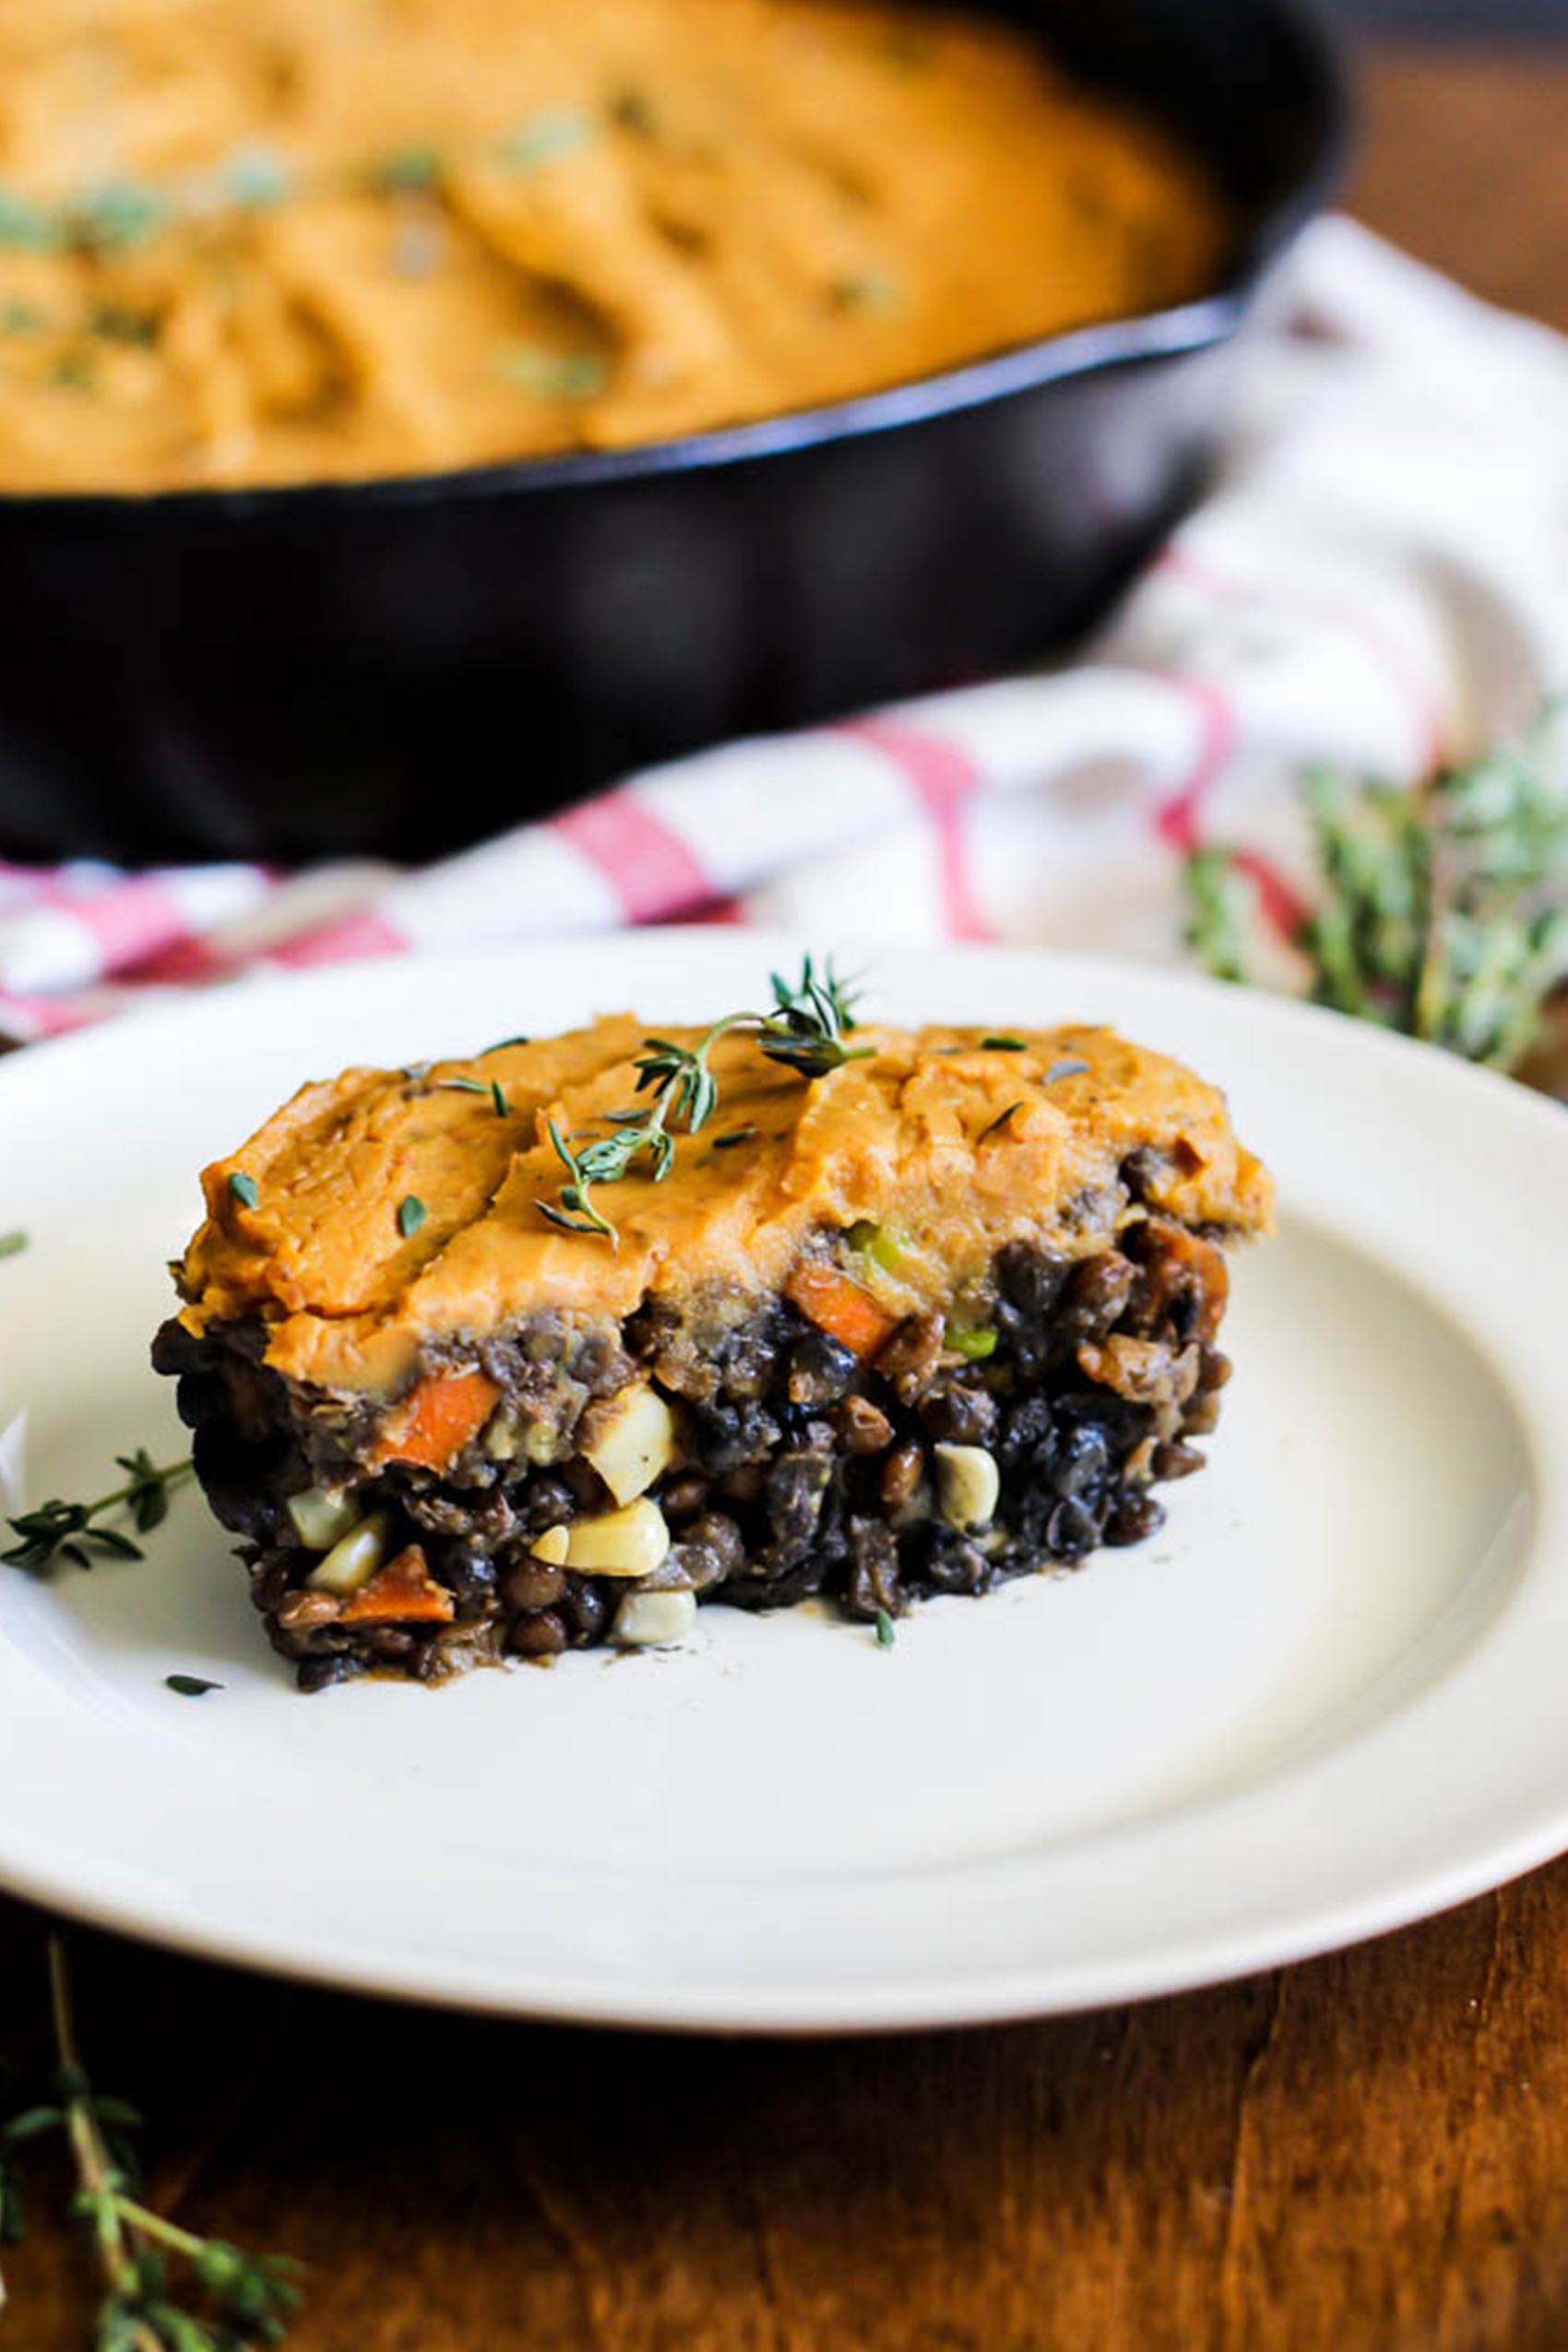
{"left": 0, "top": 0, "right": 1226, "bottom": 491}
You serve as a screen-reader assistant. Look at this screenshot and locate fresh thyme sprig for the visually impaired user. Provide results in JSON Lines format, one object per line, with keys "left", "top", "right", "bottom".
{"left": 2, "top": 1450, "right": 194, "bottom": 1575}
{"left": 1184, "top": 706, "right": 1568, "bottom": 1070}
{"left": 2, "top": 1933, "right": 302, "bottom": 2349}
{"left": 540, "top": 956, "right": 870, "bottom": 1243}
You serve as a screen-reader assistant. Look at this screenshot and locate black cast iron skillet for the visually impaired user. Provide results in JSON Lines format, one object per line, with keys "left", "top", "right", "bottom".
{"left": 0, "top": 0, "right": 1348, "bottom": 863}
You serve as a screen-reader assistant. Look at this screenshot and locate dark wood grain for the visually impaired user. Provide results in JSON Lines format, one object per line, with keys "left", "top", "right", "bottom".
{"left": 8, "top": 1865, "right": 1568, "bottom": 2352}
{"left": 1351, "top": 51, "right": 1568, "bottom": 330}
{"left": 6, "top": 46, "right": 1568, "bottom": 2352}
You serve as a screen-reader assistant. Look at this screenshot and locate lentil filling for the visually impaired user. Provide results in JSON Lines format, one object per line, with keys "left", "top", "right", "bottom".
{"left": 157, "top": 1209, "right": 1240, "bottom": 1691}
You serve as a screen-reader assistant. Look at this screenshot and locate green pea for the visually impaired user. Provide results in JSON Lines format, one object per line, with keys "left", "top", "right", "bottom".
{"left": 949, "top": 1325, "right": 998, "bottom": 1362}
{"left": 846, "top": 1220, "right": 908, "bottom": 1276}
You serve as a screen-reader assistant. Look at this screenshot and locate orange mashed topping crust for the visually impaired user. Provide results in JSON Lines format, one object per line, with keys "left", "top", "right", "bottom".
{"left": 172, "top": 1016, "right": 1274, "bottom": 1396}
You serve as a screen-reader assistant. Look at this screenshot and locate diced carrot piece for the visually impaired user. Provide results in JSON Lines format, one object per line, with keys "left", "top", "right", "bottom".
{"left": 371, "top": 1367, "right": 500, "bottom": 1470}
{"left": 786, "top": 1261, "right": 896, "bottom": 1359}
{"left": 340, "top": 1543, "right": 457, "bottom": 1625}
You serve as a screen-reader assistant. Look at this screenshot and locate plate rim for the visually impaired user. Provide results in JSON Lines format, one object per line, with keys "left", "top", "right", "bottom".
{"left": 1, "top": 929, "right": 1564, "bottom": 2033}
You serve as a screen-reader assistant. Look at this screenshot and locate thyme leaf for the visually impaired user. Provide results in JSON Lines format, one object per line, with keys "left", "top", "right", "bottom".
{"left": 369, "top": 143, "right": 442, "bottom": 194}
{"left": 827, "top": 268, "right": 899, "bottom": 315}
{"left": 69, "top": 179, "right": 169, "bottom": 253}
{"left": 978, "top": 1100, "right": 1024, "bottom": 1143}
{"left": 610, "top": 87, "right": 659, "bottom": 137}
{"left": 0, "top": 189, "right": 61, "bottom": 252}
{"left": 223, "top": 141, "right": 292, "bottom": 209}
{"left": 89, "top": 303, "right": 160, "bottom": 347}
{"left": 495, "top": 109, "right": 595, "bottom": 172}
{"left": 497, "top": 342, "right": 607, "bottom": 400}
{"left": 51, "top": 348, "right": 95, "bottom": 392}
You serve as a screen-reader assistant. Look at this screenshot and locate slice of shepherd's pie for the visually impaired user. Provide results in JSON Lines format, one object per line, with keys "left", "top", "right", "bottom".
{"left": 153, "top": 966, "right": 1273, "bottom": 1690}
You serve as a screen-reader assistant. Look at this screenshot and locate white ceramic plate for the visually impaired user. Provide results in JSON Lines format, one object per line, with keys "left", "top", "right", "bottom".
{"left": 0, "top": 932, "right": 1562, "bottom": 2031}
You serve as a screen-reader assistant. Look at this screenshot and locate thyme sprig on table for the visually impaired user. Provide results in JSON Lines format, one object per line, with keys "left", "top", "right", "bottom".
{"left": 540, "top": 956, "right": 871, "bottom": 1243}
{"left": 2, "top": 1450, "right": 194, "bottom": 1575}
{"left": 1184, "top": 707, "right": 1568, "bottom": 1070}
{"left": 1, "top": 1933, "right": 302, "bottom": 2349}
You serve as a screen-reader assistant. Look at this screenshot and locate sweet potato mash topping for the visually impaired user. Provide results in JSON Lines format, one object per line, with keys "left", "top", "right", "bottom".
{"left": 172, "top": 1017, "right": 1273, "bottom": 1394}
{"left": 0, "top": 0, "right": 1225, "bottom": 489}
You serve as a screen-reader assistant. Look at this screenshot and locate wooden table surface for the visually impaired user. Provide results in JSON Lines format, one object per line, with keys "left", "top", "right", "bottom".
{"left": 7, "top": 44, "right": 1568, "bottom": 2352}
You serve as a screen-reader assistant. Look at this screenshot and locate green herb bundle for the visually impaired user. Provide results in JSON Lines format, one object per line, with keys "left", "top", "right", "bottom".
{"left": 1185, "top": 706, "right": 1568, "bottom": 1071}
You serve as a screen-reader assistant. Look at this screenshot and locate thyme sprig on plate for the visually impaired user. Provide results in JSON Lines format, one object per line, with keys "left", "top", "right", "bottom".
{"left": 2, "top": 1933, "right": 302, "bottom": 2348}
{"left": 1185, "top": 707, "right": 1568, "bottom": 1070}
{"left": 2, "top": 1450, "right": 193, "bottom": 1576}
{"left": 540, "top": 956, "right": 870, "bottom": 1243}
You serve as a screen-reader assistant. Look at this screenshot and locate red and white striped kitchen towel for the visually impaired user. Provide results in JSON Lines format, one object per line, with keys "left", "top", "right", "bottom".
{"left": 3, "top": 216, "right": 1566, "bottom": 1047}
